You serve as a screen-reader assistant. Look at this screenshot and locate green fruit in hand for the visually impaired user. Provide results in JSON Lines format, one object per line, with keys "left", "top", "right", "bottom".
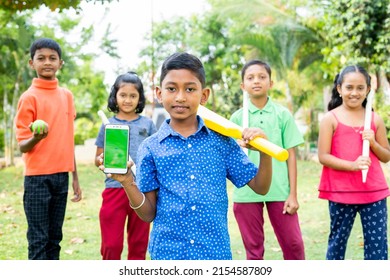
{"left": 31, "top": 120, "right": 46, "bottom": 134}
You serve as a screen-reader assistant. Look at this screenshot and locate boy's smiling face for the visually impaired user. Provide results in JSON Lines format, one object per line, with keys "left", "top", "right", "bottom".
{"left": 241, "top": 64, "right": 273, "bottom": 99}
{"left": 156, "top": 69, "right": 209, "bottom": 123}
{"left": 29, "top": 48, "right": 63, "bottom": 80}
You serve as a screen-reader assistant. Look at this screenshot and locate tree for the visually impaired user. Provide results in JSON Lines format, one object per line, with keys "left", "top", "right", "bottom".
{"left": 0, "top": 7, "right": 113, "bottom": 165}
{"left": 0, "top": 0, "right": 114, "bottom": 12}
{"left": 137, "top": 13, "right": 245, "bottom": 117}
{"left": 315, "top": 0, "right": 390, "bottom": 140}
{"left": 236, "top": 21, "right": 323, "bottom": 112}
{"left": 0, "top": 10, "right": 37, "bottom": 166}
{"left": 318, "top": 0, "right": 390, "bottom": 75}
{"left": 209, "top": 0, "right": 325, "bottom": 112}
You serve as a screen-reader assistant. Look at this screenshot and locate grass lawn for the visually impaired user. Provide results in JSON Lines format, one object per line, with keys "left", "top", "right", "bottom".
{"left": 1, "top": 160, "right": 389, "bottom": 260}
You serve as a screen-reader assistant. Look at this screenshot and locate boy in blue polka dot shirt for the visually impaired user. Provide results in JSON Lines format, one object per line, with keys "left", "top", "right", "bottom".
{"left": 99, "top": 52, "right": 272, "bottom": 260}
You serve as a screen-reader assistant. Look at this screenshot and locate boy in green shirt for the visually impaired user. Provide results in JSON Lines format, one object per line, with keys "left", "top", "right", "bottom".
{"left": 230, "top": 59, "right": 305, "bottom": 260}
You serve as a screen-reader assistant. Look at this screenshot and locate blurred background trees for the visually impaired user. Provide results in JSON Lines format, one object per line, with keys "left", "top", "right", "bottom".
{"left": 0, "top": 0, "right": 389, "bottom": 166}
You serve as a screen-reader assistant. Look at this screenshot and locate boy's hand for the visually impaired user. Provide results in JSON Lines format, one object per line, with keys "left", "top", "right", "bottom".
{"left": 97, "top": 153, "right": 135, "bottom": 184}
{"left": 71, "top": 181, "right": 82, "bottom": 202}
{"left": 29, "top": 121, "right": 49, "bottom": 140}
{"left": 283, "top": 195, "right": 299, "bottom": 215}
{"left": 239, "top": 127, "right": 268, "bottom": 151}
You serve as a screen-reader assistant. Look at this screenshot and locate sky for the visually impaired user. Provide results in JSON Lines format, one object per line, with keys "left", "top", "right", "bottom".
{"left": 77, "top": 0, "right": 209, "bottom": 83}
{"left": 32, "top": 0, "right": 209, "bottom": 83}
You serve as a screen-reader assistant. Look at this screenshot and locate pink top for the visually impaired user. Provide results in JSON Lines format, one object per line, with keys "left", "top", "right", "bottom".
{"left": 318, "top": 111, "right": 390, "bottom": 204}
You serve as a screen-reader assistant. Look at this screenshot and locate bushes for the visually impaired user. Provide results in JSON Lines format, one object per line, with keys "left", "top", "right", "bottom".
{"left": 74, "top": 117, "right": 100, "bottom": 145}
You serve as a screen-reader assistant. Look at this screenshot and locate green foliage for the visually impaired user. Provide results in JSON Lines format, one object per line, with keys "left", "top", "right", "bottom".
{"left": 375, "top": 91, "right": 390, "bottom": 141}
{"left": 0, "top": 0, "right": 114, "bottom": 12}
{"left": 100, "top": 24, "right": 120, "bottom": 59}
{"left": 0, "top": 6, "right": 115, "bottom": 163}
{"left": 74, "top": 117, "right": 100, "bottom": 145}
{"left": 319, "top": 0, "right": 390, "bottom": 74}
{"left": 190, "top": 13, "right": 245, "bottom": 116}
{"left": 0, "top": 10, "right": 37, "bottom": 88}
{"left": 138, "top": 12, "right": 245, "bottom": 117}
{"left": 0, "top": 129, "right": 4, "bottom": 154}
{"left": 207, "top": 0, "right": 326, "bottom": 116}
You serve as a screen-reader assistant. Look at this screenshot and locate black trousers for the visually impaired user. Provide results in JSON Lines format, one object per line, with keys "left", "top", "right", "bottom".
{"left": 23, "top": 172, "right": 69, "bottom": 260}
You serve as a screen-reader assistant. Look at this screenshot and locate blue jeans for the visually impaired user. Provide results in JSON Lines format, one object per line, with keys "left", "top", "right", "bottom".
{"left": 23, "top": 173, "right": 69, "bottom": 260}
{"left": 327, "top": 199, "right": 388, "bottom": 260}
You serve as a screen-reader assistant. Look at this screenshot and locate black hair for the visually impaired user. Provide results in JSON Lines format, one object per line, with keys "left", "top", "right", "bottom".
{"left": 159, "top": 52, "right": 206, "bottom": 87}
{"left": 30, "top": 38, "right": 62, "bottom": 59}
{"left": 241, "top": 59, "right": 272, "bottom": 81}
{"left": 107, "top": 71, "right": 146, "bottom": 114}
{"left": 328, "top": 65, "right": 371, "bottom": 111}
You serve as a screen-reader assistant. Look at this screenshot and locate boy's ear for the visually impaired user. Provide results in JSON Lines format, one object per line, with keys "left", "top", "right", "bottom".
{"left": 59, "top": 59, "right": 64, "bottom": 68}
{"left": 200, "top": 88, "right": 210, "bottom": 105}
{"left": 155, "top": 86, "right": 163, "bottom": 103}
{"left": 28, "top": 59, "right": 34, "bottom": 69}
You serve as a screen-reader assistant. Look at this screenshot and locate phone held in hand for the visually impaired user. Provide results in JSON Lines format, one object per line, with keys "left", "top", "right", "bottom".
{"left": 103, "top": 124, "right": 129, "bottom": 174}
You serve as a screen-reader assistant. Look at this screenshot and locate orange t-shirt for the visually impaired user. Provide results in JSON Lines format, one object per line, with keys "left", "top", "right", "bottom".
{"left": 14, "top": 78, "right": 76, "bottom": 176}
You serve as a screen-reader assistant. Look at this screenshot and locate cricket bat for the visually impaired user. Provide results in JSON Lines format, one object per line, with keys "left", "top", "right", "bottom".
{"left": 362, "top": 89, "right": 375, "bottom": 183}
{"left": 197, "top": 105, "right": 289, "bottom": 161}
{"left": 242, "top": 90, "right": 249, "bottom": 155}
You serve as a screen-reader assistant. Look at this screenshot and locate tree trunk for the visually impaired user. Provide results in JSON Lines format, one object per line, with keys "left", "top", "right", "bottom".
{"left": 285, "top": 81, "right": 294, "bottom": 112}
{"left": 3, "top": 87, "right": 13, "bottom": 167}
{"left": 9, "top": 80, "right": 19, "bottom": 166}
{"left": 2, "top": 81, "right": 19, "bottom": 167}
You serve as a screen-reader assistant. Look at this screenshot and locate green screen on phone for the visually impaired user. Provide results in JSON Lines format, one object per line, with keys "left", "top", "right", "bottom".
{"left": 104, "top": 127, "right": 129, "bottom": 170}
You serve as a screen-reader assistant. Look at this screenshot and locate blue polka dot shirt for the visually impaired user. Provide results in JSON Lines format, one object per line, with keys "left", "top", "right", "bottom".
{"left": 137, "top": 116, "right": 258, "bottom": 260}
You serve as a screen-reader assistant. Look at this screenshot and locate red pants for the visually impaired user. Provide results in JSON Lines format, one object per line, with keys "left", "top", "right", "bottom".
{"left": 233, "top": 202, "right": 305, "bottom": 260}
{"left": 99, "top": 188, "right": 150, "bottom": 260}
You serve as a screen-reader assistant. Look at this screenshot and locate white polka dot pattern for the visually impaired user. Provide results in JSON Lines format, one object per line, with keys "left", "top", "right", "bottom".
{"left": 137, "top": 117, "right": 258, "bottom": 260}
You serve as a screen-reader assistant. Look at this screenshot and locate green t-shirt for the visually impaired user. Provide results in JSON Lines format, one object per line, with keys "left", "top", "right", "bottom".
{"left": 230, "top": 97, "right": 304, "bottom": 202}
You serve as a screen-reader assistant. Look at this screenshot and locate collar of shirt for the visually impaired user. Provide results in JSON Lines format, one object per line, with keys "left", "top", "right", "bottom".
{"left": 112, "top": 115, "right": 141, "bottom": 123}
{"left": 248, "top": 96, "right": 273, "bottom": 114}
{"left": 32, "top": 77, "right": 58, "bottom": 90}
{"left": 157, "top": 115, "right": 210, "bottom": 142}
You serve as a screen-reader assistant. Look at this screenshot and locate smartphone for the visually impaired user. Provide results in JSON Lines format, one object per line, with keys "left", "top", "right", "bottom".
{"left": 103, "top": 124, "right": 129, "bottom": 174}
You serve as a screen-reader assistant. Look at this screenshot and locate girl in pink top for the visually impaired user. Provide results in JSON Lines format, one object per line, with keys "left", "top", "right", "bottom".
{"left": 318, "top": 65, "right": 390, "bottom": 260}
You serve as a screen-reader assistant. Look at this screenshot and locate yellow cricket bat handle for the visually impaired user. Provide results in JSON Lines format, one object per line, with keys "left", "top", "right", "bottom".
{"left": 248, "top": 137, "right": 289, "bottom": 161}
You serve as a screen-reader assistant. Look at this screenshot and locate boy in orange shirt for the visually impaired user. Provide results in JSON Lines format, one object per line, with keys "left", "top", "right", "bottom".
{"left": 14, "top": 38, "right": 82, "bottom": 260}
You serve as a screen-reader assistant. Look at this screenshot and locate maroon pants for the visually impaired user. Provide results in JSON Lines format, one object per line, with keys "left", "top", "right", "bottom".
{"left": 99, "top": 188, "right": 150, "bottom": 260}
{"left": 233, "top": 202, "right": 305, "bottom": 260}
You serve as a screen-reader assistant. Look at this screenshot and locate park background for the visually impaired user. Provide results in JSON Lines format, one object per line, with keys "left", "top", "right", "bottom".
{"left": 0, "top": 0, "right": 390, "bottom": 260}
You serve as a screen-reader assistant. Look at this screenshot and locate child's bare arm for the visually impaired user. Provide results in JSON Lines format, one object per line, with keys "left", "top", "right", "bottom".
{"left": 71, "top": 156, "right": 82, "bottom": 202}
{"left": 95, "top": 147, "right": 104, "bottom": 167}
{"left": 367, "top": 115, "right": 390, "bottom": 163}
{"left": 97, "top": 153, "right": 157, "bottom": 222}
{"left": 19, "top": 122, "right": 49, "bottom": 153}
